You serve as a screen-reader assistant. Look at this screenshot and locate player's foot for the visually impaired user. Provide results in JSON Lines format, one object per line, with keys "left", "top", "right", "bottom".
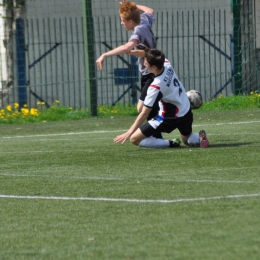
{"left": 169, "top": 138, "right": 181, "bottom": 148}
{"left": 199, "top": 130, "right": 209, "bottom": 148}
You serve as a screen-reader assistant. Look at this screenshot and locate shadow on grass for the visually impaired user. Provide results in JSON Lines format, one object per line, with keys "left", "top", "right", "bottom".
{"left": 112, "top": 142, "right": 253, "bottom": 152}
{"left": 196, "top": 142, "right": 253, "bottom": 148}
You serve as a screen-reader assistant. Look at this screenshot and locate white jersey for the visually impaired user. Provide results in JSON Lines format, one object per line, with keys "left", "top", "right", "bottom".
{"left": 144, "top": 59, "right": 191, "bottom": 118}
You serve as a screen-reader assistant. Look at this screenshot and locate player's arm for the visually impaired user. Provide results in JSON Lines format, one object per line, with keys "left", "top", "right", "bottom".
{"left": 125, "top": 49, "right": 145, "bottom": 57}
{"left": 136, "top": 4, "right": 154, "bottom": 15}
{"left": 114, "top": 106, "right": 151, "bottom": 144}
{"left": 128, "top": 106, "right": 151, "bottom": 134}
{"left": 116, "top": 0, "right": 154, "bottom": 14}
{"left": 137, "top": 100, "right": 144, "bottom": 113}
{"left": 96, "top": 40, "right": 138, "bottom": 70}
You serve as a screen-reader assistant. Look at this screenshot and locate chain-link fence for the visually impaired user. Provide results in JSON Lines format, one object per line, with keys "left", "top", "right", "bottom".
{"left": 0, "top": 0, "right": 259, "bottom": 112}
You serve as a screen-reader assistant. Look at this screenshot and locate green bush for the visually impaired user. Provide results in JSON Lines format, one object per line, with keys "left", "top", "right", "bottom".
{"left": 200, "top": 92, "right": 260, "bottom": 111}
{"left": 0, "top": 92, "right": 259, "bottom": 124}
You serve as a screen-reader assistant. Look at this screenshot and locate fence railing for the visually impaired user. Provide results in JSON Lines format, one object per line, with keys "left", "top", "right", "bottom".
{"left": 1, "top": 7, "right": 259, "bottom": 109}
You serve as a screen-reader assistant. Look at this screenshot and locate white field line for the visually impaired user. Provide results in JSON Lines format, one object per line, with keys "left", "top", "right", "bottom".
{"left": 0, "top": 193, "right": 260, "bottom": 203}
{"left": 148, "top": 179, "right": 254, "bottom": 184}
{"left": 2, "top": 130, "right": 126, "bottom": 139}
{"left": 195, "top": 120, "right": 260, "bottom": 127}
{"left": 0, "top": 173, "right": 122, "bottom": 181}
{"left": 2, "top": 120, "right": 260, "bottom": 139}
{"left": 143, "top": 166, "right": 260, "bottom": 175}
{"left": 0, "top": 173, "right": 255, "bottom": 184}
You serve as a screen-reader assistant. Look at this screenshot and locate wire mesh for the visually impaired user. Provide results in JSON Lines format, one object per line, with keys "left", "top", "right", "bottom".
{"left": 0, "top": 0, "right": 259, "bottom": 110}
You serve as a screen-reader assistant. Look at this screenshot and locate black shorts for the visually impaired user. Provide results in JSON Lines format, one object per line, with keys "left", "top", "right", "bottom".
{"left": 140, "top": 109, "right": 193, "bottom": 137}
{"left": 140, "top": 73, "right": 158, "bottom": 120}
{"left": 140, "top": 73, "right": 154, "bottom": 98}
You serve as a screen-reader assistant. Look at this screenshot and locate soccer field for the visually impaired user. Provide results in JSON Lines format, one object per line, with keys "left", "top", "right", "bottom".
{"left": 1, "top": 109, "right": 260, "bottom": 260}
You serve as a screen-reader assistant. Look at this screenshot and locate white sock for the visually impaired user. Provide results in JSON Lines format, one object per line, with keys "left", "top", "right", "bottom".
{"left": 139, "top": 136, "right": 169, "bottom": 148}
{"left": 187, "top": 133, "right": 200, "bottom": 145}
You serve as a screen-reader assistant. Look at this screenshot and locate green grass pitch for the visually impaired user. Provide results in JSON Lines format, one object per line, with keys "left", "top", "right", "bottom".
{"left": 0, "top": 109, "right": 260, "bottom": 260}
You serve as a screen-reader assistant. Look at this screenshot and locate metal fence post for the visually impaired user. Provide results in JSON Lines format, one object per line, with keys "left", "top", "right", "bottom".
{"left": 232, "top": 0, "right": 242, "bottom": 94}
{"left": 82, "top": 0, "right": 97, "bottom": 116}
{"left": 16, "top": 18, "right": 27, "bottom": 108}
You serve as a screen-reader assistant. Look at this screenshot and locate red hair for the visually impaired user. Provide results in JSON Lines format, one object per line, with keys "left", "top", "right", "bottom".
{"left": 119, "top": 2, "right": 140, "bottom": 24}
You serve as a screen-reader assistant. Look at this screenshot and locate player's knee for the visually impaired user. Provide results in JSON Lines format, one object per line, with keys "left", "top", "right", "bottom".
{"left": 130, "top": 135, "right": 140, "bottom": 146}
{"left": 181, "top": 134, "right": 191, "bottom": 145}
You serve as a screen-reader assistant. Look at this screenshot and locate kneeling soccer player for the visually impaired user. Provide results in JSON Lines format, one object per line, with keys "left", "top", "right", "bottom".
{"left": 114, "top": 48, "right": 209, "bottom": 148}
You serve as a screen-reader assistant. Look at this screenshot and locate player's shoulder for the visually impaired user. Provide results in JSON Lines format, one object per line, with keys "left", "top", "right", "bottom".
{"left": 151, "top": 75, "right": 163, "bottom": 87}
{"left": 164, "top": 59, "right": 175, "bottom": 72}
{"left": 164, "top": 59, "right": 171, "bottom": 66}
{"left": 133, "top": 23, "right": 152, "bottom": 37}
{"left": 140, "top": 12, "right": 156, "bottom": 25}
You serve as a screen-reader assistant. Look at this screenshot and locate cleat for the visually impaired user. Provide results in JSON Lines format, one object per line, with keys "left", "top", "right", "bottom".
{"left": 169, "top": 138, "right": 181, "bottom": 148}
{"left": 199, "top": 130, "right": 209, "bottom": 148}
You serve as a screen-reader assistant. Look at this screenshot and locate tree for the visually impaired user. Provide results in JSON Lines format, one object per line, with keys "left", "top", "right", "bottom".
{"left": 0, "top": 0, "right": 26, "bottom": 108}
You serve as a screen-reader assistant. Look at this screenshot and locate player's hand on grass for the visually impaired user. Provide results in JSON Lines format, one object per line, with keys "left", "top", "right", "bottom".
{"left": 96, "top": 55, "right": 105, "bottom": 70}
{"left": 114, "top": 132, "right": 131, "bottom": 144}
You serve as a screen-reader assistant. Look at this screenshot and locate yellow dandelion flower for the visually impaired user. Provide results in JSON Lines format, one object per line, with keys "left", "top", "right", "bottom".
{"left": 23, "top": 104, "right": 28, "bottom": 107}
{"left": 30, "top": 108, "right": 39, "bottom": 116}
{"left": 55, "top": 100, "right": 59, "bottom": 103}
{"left": 14, "top": 103, "right": 19, "bottom": 108}
{"left": 21, "top": 108, "right": 29, "bottom": 116}
{"left": 37, "top": 101, "right": 42, "bottom": 105}
{"left": 6, "top": 105, "right": 12, "bottom": 111}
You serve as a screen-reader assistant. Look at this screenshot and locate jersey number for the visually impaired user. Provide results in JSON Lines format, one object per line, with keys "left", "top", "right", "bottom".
{"left": 173, "top": 78, "right": 182, "bottom": 96}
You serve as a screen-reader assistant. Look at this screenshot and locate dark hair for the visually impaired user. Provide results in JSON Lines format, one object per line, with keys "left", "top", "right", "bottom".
{"left": 144, "top": 49, "right": 165, "bottom": 70}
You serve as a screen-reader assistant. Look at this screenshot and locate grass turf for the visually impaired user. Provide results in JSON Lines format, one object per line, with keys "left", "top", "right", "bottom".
{"left": 0, "top": 108, "right": 260, "bottom": 259}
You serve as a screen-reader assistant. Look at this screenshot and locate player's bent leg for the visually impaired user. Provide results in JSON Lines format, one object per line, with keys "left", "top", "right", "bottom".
{"left": 139, "top": 136, "right": 174, "bottom": 148}
{"left": 182, "top": 131, "right": 209, "bottom": 148}
{"left": 186, "top": 133, "right": 200, "bottom": 146}
{"left": 181, "top": 134, "right": 189, "bottom": 145}
{"left": 136, "top": 120, "right": 182, "bottom": 148}
{"left": 130, "top": 128, "right": 147, "bottom": 146}
{"left": 131, "top": 129, "right": 177, "bottom": 148}
{"left": 148, "top": 106, "right": 163, "bottom": 139}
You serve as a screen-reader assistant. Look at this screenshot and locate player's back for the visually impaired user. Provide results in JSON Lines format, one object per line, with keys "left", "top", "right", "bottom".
{"left": 153, "top": 60, "right": 190, "bottom": 118}
{"left": 130, "top": 12, "right": 157, "bottom": 75}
